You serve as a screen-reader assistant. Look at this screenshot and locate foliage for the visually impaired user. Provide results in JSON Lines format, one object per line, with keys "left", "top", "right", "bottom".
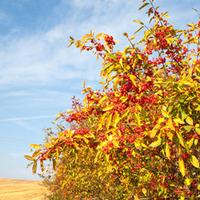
{"left": 26, "top": 0, "right": 200, "bottom": 199}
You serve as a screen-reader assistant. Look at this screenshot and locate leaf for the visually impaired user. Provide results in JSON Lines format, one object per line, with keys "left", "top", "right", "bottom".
{"left": 134, "top": 26, "right": 144, "bottom": 34}
{"left": 184, "top": 125, "right": 193, "bottom": 132}
{"left": 129, "top": 75, "right": 136, "bottom": 86}
{"left": 150, "top": 127, "right": 159, "bottom": 138}
{"left": 166, "top": 131, "right": 173, "bottom": 141}
{"left": 149, "top": 136, "right": 161, "bottom": 148}
{"left": 53, "top": 159, "right": 57, "bottom": 170}
{"left": 139, "top": 2, "right": 149, "bottom": 10}
{"left": 190, "top": 155, "right": 199, "bottom": 168}
{"left": 167, "top": 118, "right": 175, "bottom": 131}
{"left": 165, "top": 143, "right": 170, "bottom": 159}
{"left": 184, "top": 178, "right": 192, "bottom": 186}
{"left": 133, "top": 19, "right": 144, "bottom": 25}
{"left": 142, "top": 187, "right": 147, "bottom": 196}
{"left": 40, "top": 160, "right": 45, "bottom": 172}
{"left": 120, "top": 96, "right": 128, "bottom": 103}
{"left": 174, "top": 118, "right": 185, "bottom": 125}
{"left": 134, "top": 194, "right": 140, "bottom": 200}
{"left": 24, "top": 155, "right": 35, "bottom": 161}
{"left": 113, "top": 112, "right": 120, "bottom": 127}
{"left": 177, "top": 132, "right": 185, "bottom": 148}
{"left": 185, "top": 116, "right": 193, "bottom": 125}
{"left": 186, "top": 138, "right": 194, "bottom": 149}
{"left": 195, "top": 127, "right": 200, "bottom": 135}
{"left": 166, "top": 37, "right": 176, "bottom": 45}
{"left": 178, "top": 158, "right": 186, "bottom": 177}
{"left": 103, "top": 105, "right": 114, "bottom": 111}
{"left": 32, "top": 161, "right": 37, "bottom": 174}
{"left": 96, "top": 33, "right": 104, "bottom": 40}
{"left": 30, "top": 144, "right": 41, "bottom": 149}
{"left": 106, "top": 113, "right": 113, "bottom": 129}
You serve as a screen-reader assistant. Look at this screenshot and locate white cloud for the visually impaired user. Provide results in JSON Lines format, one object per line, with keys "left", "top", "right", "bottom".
{"left": 0, "top": 0, "right": 143, "bottom": 87}
{"left": 0, "top": 0, "right": 197, "bottom": 87}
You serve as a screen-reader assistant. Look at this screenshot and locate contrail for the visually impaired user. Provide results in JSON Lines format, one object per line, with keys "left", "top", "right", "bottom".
{"left": 0, "top": 115, "right": 56, "bottom": 122}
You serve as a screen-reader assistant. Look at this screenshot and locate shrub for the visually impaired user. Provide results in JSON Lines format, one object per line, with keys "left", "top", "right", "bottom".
{"left": 26, "top": 0, "right": 200, "bottom": 199}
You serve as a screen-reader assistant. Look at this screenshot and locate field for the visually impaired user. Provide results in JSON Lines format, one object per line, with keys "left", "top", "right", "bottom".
{"left": 0, "top": 178, "right": 48, "bottom": 200}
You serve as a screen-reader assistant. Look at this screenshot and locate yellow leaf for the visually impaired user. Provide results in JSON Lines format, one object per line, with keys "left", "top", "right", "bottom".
{"left": 120, "top": 96, "right": 128, "bottom": 103}
{"left": 95, "top": 33, "right": 104, "bottom": 40}
{"left": 184, "top": 178, "right": 192, "bottom": 186}
{"left": 142, "top": 188, "right": 147, "bottom": 196}
{"left": 99, "top": 95, "right": 107, "bottom": 104}
{"left": 129, "top": 75, "right": 136, "bottom": 86}
{"left": 134, "top": 113, "right": 141, "bottom": 126}
{"left": 177, "top": 132, "right": 185, "bottom": 148}
{"left": 103, "top": 105, "right": 114, "bottom": 111}
{"left": 190, "top": 155, "right": 199, "bottom": 168}
{"left": 30, "top": 144, "right": 41, "bottom": 149}
{"left": 113, "top": 112, "right": 120, "bottom": 127}
{"left": 166, "top": 37, "right": 176, "bottom": 45}
{"left": 186, "top": 138, "right": 194, "bottom": 149}
{"left": 178, "top": 158, "right": 186, "bottom": 177}
{"left": 149, "top": 136, "right": 162, "bottom": 148}
{"left": 121, "top": 109, "right": 129, "bottom": 119}
{"left": 134, "top": 194, "right": 140, "bottom": 200}
{"left": 194, "top": 139, "right": 198, "bottom": 146}
{"left": 166, "top": 131, "right": 173, "bottom": 141}
{"left": 106, "top": 113, "right": 113, "bottom": 129}
{"left": 132, "top": 150, "right": 136, "bottom": 157}
{"left": 174, "top": 118, "right": 185, "bottom": 125}
{"left": 137, "top": 54, "right": 142, "bottom": 60}
{"left": 165, "top": 143, "right": 170, "bottom": 159}
{"left": 168, "top": 118, "right": 175, "bottom": 131}
{"left": 195, "top": 127, "right": 200, "bottom": 135}
{"left": 113, "top": 77, "right": 119, "bottom": 90}
{"left": 186, "top": 116, "right": 193, "bottom": 125}
{"left": 180, "top": 195, "right": 185, "bottom": 200}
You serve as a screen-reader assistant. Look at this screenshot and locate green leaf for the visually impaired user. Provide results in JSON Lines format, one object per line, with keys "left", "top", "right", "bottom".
{"left": 40, "top": 160, "right": 45, "bottom": 172}
{"left": 32, "top": 161, "right": 37, "bottom": 174}
{"left": 134, "top": 26, "right": 144, "bottom": 34}
{"left": 184, "top": 126, "right": 193, "bottom": 132}
{"left": 139, "top": 2, "right": 149, "bottom": 10}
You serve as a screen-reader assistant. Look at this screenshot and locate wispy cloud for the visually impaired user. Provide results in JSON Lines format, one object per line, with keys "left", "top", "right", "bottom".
{"left": 0, "top": 0, "right": 143, "bottom": 87}
{"left": 0, "top": 115, "right": 56, "bottom": 123}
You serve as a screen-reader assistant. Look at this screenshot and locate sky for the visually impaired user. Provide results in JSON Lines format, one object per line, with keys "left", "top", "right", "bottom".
{"left": 0, "top": 0, "right": 199, "bottom": 180}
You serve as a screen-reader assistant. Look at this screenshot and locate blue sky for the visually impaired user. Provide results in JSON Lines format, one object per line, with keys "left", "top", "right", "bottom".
{"left": 0, "top": 0, "right": 199, "bottom": 180}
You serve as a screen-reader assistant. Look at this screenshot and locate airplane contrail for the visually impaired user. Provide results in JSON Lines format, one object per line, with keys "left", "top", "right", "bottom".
{"left": 0, "top": 115, "right": 56, "bottom": 122}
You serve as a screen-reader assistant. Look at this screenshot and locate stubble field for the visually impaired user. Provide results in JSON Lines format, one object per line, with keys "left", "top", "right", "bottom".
{"left": 0, "top": 178, "right": 47, "bottom": 200}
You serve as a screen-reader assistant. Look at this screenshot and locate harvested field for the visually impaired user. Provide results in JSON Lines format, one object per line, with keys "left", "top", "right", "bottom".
{"left": 0, "top": 178, "right": 48, "bottom": 200}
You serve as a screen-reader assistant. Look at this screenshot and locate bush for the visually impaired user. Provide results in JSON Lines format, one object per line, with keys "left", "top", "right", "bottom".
{"left": 26, "top": 0, "right": 200, "bottom": 199}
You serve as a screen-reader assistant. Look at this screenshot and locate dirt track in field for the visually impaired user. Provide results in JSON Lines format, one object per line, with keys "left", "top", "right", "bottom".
{"left": 0, "top": 178, "right": 48, "bottom": 200}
